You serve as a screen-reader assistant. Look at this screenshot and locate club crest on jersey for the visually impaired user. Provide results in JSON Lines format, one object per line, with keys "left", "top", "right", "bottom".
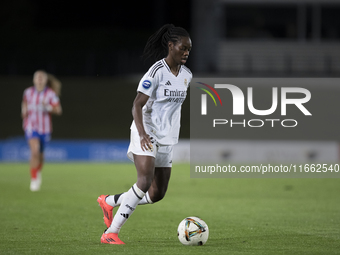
{"left": 142, "top": 80, "right": 152, "bottom": 89}
{"left": 184, "top": 78, "right": 188, "bottom": 87}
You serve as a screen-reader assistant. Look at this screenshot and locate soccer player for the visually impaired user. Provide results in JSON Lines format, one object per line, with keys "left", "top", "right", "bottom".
{"left": 21, "top": 70, "right": 62, "bottom": 191}
{"left": 97, "top": 24, "right": 192, "bottom": 244}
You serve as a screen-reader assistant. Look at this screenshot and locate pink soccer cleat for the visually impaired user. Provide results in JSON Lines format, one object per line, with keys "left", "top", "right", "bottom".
{"left": 97, "top": 195, "right": 114, "bottom": 228}
{"left": 101, "top": 232, "right": 125, "bottom": 245}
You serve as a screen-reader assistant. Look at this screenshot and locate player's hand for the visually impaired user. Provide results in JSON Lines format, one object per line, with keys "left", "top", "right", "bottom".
{"left": 139, "top": 133, "right": 153, "bottom": 152}
{"left": 42, "top": 102, "right": 53, "bottom": 112}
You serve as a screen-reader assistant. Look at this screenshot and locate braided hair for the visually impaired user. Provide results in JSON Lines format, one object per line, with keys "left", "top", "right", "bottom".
{"left": 142, "top": 24, "right": 190, "bottom": 62}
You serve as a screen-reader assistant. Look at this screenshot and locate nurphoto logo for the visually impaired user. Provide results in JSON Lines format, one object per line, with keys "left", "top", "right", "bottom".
{"left": 197, "top": 83, "right": 312, "bottom": 128}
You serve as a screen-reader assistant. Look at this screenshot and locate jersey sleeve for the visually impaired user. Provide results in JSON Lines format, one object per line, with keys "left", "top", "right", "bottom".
{"left": 49, "top": 90, "right": 60, "bottom": 106}
{"left": 136, "top": 66, "right": 161, "bottom": 97}
{"left": 188, "top": 73, "right": 193, "bottom": 87}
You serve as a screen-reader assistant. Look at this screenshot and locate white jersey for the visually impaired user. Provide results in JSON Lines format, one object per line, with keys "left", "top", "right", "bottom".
{"left": 131, "top": 59, "right": 192, "bottom": 145}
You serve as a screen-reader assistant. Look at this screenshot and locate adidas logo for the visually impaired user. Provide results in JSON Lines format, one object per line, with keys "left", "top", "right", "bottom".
{"left": 165, "top": 81, "right": 172, "bottom": 86}
{"left": 120, "top": 213, "right": 129, "bottom": 219}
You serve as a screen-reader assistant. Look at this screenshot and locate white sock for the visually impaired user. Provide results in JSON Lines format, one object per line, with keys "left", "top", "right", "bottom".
{"left": 138, "top": 192, "right": 154, "bottom": 205}
{"left": 106, "top": 191, "right": 153, "bottom": 207}
{"left": 105, "top": 193, "right": 125, "bottom": 207}
{"left": 105, "top": 183, "right": 145, "bottom": 234}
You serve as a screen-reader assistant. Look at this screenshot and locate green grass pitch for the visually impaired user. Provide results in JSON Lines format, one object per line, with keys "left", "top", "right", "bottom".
{"left": 0, "top": 163, "right": 339, "bottom": 255}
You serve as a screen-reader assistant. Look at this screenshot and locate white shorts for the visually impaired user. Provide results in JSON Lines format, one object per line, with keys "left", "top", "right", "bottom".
{"left": 127, "top": 130, "right": 173, "bottom": 168}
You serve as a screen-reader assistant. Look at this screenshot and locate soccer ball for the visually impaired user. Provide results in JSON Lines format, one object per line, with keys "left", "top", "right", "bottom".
{"left": 177, "top": 216, "right": 209, "bottom": 246}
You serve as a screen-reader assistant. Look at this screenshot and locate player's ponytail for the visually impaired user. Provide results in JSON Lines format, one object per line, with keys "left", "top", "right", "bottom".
{"left": 142, "top": 24, "right": 190, "bottom": 62}
{"left": 47, "top": 73, "right": 62, "bottom": 96}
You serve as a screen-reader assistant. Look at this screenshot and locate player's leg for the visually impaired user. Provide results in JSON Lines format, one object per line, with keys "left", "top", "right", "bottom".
{"left": 28, "top": 138, "right": 40, "bottom": 169}
{"left": 37, "top": 133, "right": 49, "bottom": 172}
{"left": 38, "top": 151, "right": 44, "bottom": 171}
{"left": 105, "top": 145, "right": 172, "bottom": 206}
{"left": 101, "top": 154, "right": 155, "bottom": 244}
{"left": 109, "top": 154, "right": 155, "bottom": 231}
{"left": 141, "top": 144, "right": 173, "bottom": 203}
{"left": 144, "top": 167, "right": 171, "bottom": 203}
{"left": 28, "top": 137, "right": 41, "bottom": 191}
{"left": 99, "top": 128, "right": 158, "bottom": 243}
{"left": 103, "top": 168, "right": 170, "bottom": 207}
{"left": 33, "top": 133, "right": 49, "bottom": 191}
{"left": 35, "top": 151, "right": 44, "bottom": 190}
{"left": 102, "top": 150, "right": 171, "bottom": 244}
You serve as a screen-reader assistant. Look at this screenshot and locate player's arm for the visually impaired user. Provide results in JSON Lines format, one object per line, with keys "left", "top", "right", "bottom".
{"left": 51, "top": 104, "right": 62, "bottom": 115}
{"left": 42, "top": 103, "right": 62, "bottom": 115}
{"left": 44, "top": 94, "right": 62, "bottom": 115}
{"left": 132, "top": 92, "right": 152, "bottom": 151}
{"left": 21, "top": 100, "right": 28, "bottom": 119}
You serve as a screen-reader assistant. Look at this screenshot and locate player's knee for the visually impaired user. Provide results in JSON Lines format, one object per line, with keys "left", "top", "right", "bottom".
{"left": 31, "top": 149, "right": 40, "bottom": 159}
{"left": 137, "top": 176, "right": 153, "bottom": 193}
{"left": 150, "top": 187, "right": 167, "bottom": 203}
{"left": 151, "top": 193, "right": 165, "bottom": 203}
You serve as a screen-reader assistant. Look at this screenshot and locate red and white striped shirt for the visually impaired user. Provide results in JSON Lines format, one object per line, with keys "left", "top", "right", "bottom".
{"left": 23, "top": 86, "right": 60, "bottom": 134}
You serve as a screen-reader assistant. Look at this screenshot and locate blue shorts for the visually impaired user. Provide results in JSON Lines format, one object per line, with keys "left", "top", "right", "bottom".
{"left": 25, "top": 130, "right": 51, "bottom": 153}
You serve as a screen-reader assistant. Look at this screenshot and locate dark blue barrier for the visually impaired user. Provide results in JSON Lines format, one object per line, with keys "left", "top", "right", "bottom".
{"left": 0, "top": 137, "right": 130, "bottom": 162}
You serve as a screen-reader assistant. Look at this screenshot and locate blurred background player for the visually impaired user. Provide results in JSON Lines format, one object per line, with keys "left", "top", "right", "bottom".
{"left": 97, "top": 24, "right": 192, "bottom": 244}
{"left": 21, "top": 70, "right": 62, "bottom": 191}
